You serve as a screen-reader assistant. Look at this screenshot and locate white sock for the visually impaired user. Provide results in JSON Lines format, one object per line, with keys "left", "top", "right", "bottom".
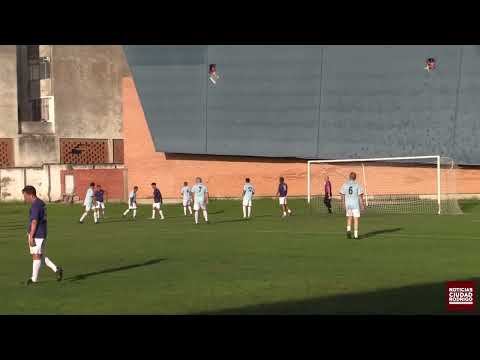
{"left": 354, "top": 230, "right": 358, "bottom": 238}
{"left": 123, "top": 209, "right": 130, "bottom": 216}
{"left": 43, "top": 257, "right": 57, "bottom": 273}
{"left": 347, "top": 225, "right": 351, "bottom": 232}
{"left": 183, "top": 207, "right": 187, "bottom": 216}
{"left": 203, "top": 210, "right": 208, "bottom": 222}
{"left": 80, "top": 212, "right": 88, "bottom": 222}
{"left": 94, "top": 211, "right": 98, "bottom": 223}
{"left": 133, "top": 210, "right": 137, "bottom": 218}
{"left": 160, "top": 210, "right": 164, "bottom": 219}
{"left": 152, "top": 210, "right": 156, "bottom": 219}
{"left": 243, "top": 206, "right": 247, "bottom": 218}
{"left": 283, "top": 211, "right": 287, "bottom": 216}
{"left": 247, "top": 206, "right": 252, "bottom": 218}
{"left": 32, "top": 259, "right": 41, "bottom": 282}
{"left": 188, "top": 206, "right": 192, "bottom": 215}
{"left": 195, "top": 211, "right": 199, "bottom": 224}
{"left": 287, "top": 208, "right": 292, "bottom": 214}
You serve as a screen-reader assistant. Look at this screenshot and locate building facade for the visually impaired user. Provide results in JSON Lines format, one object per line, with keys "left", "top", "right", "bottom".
{"left": 0, "top": 45, "right": 128, "bottom": 202}
{"left": 1, "top": 45, "right": 480, "bottom": 204}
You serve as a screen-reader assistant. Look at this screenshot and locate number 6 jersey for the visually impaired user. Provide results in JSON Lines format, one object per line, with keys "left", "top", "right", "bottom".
{"left": 340, "top": 180, "right": 364, "bottom": 210}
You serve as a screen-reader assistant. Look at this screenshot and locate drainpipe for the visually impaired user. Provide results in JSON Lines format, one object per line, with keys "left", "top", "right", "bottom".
{"left": 47, "top": 164, "right": 52, "bottom": 202}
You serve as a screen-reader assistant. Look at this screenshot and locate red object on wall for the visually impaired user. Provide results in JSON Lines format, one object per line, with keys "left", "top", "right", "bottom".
{"left": 61, "top": 168, "right": 126, "bottom": 202}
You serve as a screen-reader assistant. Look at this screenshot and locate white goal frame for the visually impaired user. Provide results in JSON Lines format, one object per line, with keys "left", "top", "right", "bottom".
{"left": 307, "top": 155, "right": 443, "bottom": 214}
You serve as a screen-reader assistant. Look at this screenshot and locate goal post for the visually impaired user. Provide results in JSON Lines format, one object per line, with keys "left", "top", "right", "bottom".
{"left": 307, "top": 155, "right": 462, "bottom": 215}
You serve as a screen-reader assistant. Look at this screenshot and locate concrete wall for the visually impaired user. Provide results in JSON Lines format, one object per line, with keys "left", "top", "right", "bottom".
{"left": 125, "top": 45, "right": 480, "bottom": 165}
{"left": 123, "top": 76, "right": 480, "bottom": 200}
{"left": 53, "top": 45, "right": 127, "bottom": 139}
{"left": 0, "top": 45, "right": 128, "bottom": 168}
{"left": 0, "top": 165, "right": 67, "bottom": 201}
{"left": 16, "top": 134, "right": 58, "bottom": 167}
{"left": 0, "top": 46, "right": 18, "bottom": 138}
{"left": 0, "top": 164, "right": 126, "bottom": 202}
{"left": 0, "top": 168, "right": 24, "bottom": 201}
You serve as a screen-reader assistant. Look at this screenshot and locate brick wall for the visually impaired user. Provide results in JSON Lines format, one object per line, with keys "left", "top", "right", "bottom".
{"left": 123, "top": 77, "right": 480, "bottom": 200}
{"left": 60, "top": 168, "right": 126, "bottom": 201}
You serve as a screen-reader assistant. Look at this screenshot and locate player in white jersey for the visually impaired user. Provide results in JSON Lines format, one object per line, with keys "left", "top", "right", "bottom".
{"left": 242, "top": 178, "right": 255, "bottom": 219}
{"left": 123, "top": 186, "right": 139, "bottom": 219}
{"left": 191, "top": 177, "right": 209, "bottom": 224}
{"left": 340, "top": 172, "right": 366, "bottom": 239}
{"left": 80, "top": 182, "right": 98, "bottom": 224}
{"left": 180, "top": 181, "right": 193, "bottom": 216}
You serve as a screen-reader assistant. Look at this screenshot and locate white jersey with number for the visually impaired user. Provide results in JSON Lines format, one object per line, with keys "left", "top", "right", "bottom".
{"left": 340, "top": 180, "right": 364, "bottom": 210}
{"left": 191, "top": 183, "right": 208, "bottom": 204}
{"left": 243, "top": 183, "right": 255, "bottom": 202}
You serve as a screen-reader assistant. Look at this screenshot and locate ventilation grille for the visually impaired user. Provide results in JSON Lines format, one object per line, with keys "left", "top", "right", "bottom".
{"left": 0, "top": 139, "right": 14, "bottom": 168}
{"left": 60, "top": 139, "right": 108, "bottom": 164}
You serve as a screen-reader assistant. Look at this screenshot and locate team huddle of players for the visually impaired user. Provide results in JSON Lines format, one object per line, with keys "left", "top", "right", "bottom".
{"left": 78, "top": 173, "right": 365, "bottom": 238}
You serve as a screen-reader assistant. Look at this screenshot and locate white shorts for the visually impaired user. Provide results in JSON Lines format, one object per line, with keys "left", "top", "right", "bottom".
{"left": 95, "top": 201, "right": 105, "bottom": 209}
{"left": 29, "top": 238, "right": 45, "bottom": 255}
{"left": 242, "top": 198, "right": 252, "bottom": 207}
{"left": 152, "top": 202, "right": 161, "bottom": 210}
{"left": 182, "top": 199, "right": 191, "bottom": 207}
{"left": 129, "top": 203, "right": 137, "bottom": 210}
{"left": 193, "top": 202, "right": 206, "bottom": 211}
{"left": 346, "top": 208, "right": 361, "bottom": 218}
{"left": 279, "top": 197, "right": 287, "bottom": 205}
{"left": 84, "top": 203, "right": 94, "bottom": 212}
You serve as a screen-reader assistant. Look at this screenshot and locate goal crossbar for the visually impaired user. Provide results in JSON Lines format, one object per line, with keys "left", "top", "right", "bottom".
{"left": 307, "top": 155, "right": 442, "bottom": 214}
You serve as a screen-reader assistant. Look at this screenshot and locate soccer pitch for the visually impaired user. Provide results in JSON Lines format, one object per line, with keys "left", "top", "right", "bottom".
{"left": 1, "top": 199, "right": 479, "bottom": 315}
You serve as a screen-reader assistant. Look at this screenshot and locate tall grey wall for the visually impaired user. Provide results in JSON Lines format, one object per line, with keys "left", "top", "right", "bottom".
{"left": 0, "top": 46, "right": 18, "bottom": 138}
{"left": 124, "top": 45, "right": 480, "bottom": 165}
{"left": 53, "top": 45, "right": 128, "bottom": 139}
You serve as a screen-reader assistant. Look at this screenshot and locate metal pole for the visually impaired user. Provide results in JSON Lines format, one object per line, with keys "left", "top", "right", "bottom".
{"left": 437, "top": 156, "right": 441, "bottom": 214}
{"left": 362, "top": 162, "right": 368, "bottom": 207}
{"left": 307, "top": 161, "right": 311, "bottom": 204}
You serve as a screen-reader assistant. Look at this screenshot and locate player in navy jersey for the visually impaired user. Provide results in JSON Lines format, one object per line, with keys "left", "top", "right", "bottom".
{"left": 151, "top": 183, "right": 165, "bottom": 220}
{"left": 22, "top": 185, "right": 63, "bottom": 285}
{"left": 276, "top": 177, "right": 293, "bottom": 217}
{"left": 94, "top": 184, "right": 106, "bottom": 220}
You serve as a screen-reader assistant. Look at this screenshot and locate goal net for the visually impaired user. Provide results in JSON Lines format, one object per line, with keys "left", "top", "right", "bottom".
{"left": 307, "top": 156, "right": 462, "bottom": 215}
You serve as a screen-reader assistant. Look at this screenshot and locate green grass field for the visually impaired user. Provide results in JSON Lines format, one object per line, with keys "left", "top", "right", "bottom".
{"left": 1, "top": 198, "right": 479, "bottom": 314}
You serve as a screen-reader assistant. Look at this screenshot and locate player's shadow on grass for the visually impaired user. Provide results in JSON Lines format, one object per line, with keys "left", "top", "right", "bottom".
{"left": 361, "top": 227, "right": 403, "bottom": 239}
{"left": 214, "top": 215, "right": 273, "bottom": 224}
{"left": 68, "top": 258, "right": 167, "bottom": 282}
{"left": 196, "top": 277, "right": 480, "bottom": 315}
